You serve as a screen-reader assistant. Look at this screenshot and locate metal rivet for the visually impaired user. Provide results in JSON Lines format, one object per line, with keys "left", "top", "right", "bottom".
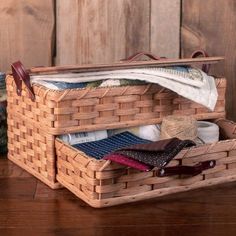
{"left": 209, "top": 161, "right": 214, "bottom": 167}
{"left": 160, "top": 169, "right": 165, "bottom": 176}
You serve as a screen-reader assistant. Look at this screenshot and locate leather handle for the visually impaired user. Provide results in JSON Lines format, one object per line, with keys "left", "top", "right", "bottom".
{"left": 191, "top": 49, "right": 210, "bottom": 74}
{"left": 122, "top": 51, "right": 161, "bottom": 62}
{"left": 0, "top": 101, "right": 7, "bottom": 108}
{"left": 157, "top": 160, "right": 216, "bottom": 177}
{"left": 11, "top": 61, "right": 35, "bottom": 101}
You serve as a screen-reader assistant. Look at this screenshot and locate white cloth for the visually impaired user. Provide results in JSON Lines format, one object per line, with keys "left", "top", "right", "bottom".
{"left": 31, "top": 66, "right": 218, "bottom": 110}
{"left": 59, "top": 130, "right": 108, "bottom": 145}
{"left": 99, "top": 79, "right": 121, "bottom": 87}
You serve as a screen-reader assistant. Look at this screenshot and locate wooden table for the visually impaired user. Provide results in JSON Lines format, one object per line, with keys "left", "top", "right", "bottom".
{"left": 1, "top": 157, "right": 236, "bottom": 236}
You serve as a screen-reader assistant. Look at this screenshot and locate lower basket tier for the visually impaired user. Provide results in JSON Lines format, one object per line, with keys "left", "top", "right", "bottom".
{"left": 57, "top": 174, "right": 236, "bottom": 208}
{"left": 55, "top": 138, "right": 236, "bottom": 208}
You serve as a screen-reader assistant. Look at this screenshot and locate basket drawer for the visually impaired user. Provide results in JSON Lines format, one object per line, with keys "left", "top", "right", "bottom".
{"left": 6, "top": 74, "right": 227, "bottom": 189}
{"left": 55, "top": 138, "right": 236, "bottom": 208}
{"left": 6, "top": 55, "right": 226, "bottom": 189}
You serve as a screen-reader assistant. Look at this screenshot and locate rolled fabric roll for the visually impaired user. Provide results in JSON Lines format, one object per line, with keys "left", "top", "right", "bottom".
{"left": 59, "top": 130, "right": 108, "bottom": 145}
{"left": 160, "top": 115, "right": 197, "bottom": 141}
{"left": 197, "top": 121, "right": 219, "bottom": 144}
{"left": 138, "top": 125, "right": 161, "bottom": 141}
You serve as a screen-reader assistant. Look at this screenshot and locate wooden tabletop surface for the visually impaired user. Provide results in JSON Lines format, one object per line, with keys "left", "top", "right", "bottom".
{"left": 1, "top": 157, "right": 236, "bottom": 236}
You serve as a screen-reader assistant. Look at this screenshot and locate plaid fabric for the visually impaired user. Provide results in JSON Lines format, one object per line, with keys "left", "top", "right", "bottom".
{"left": 116, "top": 138, "right": 195, "bottom": 167}
{"left": 73, "top": 132, "right": 150, "bottom": 160}
{"left": 104, "top": 153, "right": 152, "bottom": 171}
{"left": 73, "top": 132, "right": 195, "bottom": 170}
{"left": 43, "top": 81, "right": 88, "bottom": 89}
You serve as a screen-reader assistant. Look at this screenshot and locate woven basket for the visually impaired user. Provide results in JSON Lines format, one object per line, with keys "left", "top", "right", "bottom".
{"left": 7, "top": 55, "right": 226, "bottom": 189}
{"left": 55, "top": 137, "right": 236, "bottom": 208}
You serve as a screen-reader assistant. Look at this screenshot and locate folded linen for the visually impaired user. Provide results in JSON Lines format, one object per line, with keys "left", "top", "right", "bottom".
{"left": 59, "top": 130, "right": 108, "bottom": 145}
{"left": 34, "top": 80, "right": 87, "bottom": 90}
{"left": 31, "top": 66, "right": 218, "bottom": 110}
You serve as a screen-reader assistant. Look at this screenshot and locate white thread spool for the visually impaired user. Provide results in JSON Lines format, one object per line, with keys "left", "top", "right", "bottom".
{"left": 197, "top": 121, "right": 219, "bottom": 144}
{"left": 138, "top": 124, "right": 161, "bottom": 141}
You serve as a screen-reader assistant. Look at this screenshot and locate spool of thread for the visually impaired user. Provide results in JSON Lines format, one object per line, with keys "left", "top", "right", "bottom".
{"left": 138, "top": 125, "right": 161, "bottom": 141}
{"left": 196, "top": 121, "right": 219, "bottom": 144}
{"left": 161, "top": 115, "right": 197, "bottom": 141}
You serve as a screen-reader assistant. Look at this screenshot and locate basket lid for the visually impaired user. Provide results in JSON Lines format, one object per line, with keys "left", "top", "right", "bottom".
{"left": 29, "top": 56, "right": 224, "bottom": 76}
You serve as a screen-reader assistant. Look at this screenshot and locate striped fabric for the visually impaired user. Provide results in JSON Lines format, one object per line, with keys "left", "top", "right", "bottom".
{"left": 73, "top": 132, "right": 150, "bottom": 160}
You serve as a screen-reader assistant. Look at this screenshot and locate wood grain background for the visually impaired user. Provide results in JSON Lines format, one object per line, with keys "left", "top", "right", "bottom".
{"left": 56, "top": 0, "right": 180, "bottom": 65}
{"left": 181, "top": 0, "right": 236, "bottom": 119}
{"left": 0, "top": 0, "right": 235, "bottom": 119}
{"left": 0, "top": 0, "right": 54, "bottom": 71}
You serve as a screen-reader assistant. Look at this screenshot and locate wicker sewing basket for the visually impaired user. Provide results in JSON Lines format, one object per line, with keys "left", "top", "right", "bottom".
{"left": 7, "top": 52, "right": 235, "bottom": 207}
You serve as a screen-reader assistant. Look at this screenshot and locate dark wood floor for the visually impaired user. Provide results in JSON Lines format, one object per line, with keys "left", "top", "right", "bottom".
{"left": 1, "top": 157, "right": 236, "bottom": 236}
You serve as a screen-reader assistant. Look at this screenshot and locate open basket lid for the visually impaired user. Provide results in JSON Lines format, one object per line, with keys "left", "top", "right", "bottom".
{"left": 29, "top": 53, "right": 224, "bottom": 75}
{"left": 11, "top": 51, "right": 224, "bottom": 101}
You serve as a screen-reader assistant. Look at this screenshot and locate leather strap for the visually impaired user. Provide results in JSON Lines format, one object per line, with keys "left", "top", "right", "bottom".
{"left": 122, "top": 51, "right": 161, "bottom": 62}
{"left": 11, "top": 61, "right": 35, "bottom": 101}
{"left": 191, "top": 49, "right": 210, "bottom": 73}
{"left": 157, "top": 160, "right": 216, "bottom": 177}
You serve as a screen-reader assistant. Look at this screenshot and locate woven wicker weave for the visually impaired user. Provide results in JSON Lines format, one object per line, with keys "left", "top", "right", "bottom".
{"left": 55, "top": 138, "right": 236, "bottom": 208}
{"left": 6, "top": 74, "right": 226, "bottom": 188}
{"left": 7, "top": 76, "right": 226, "bottom": 134}
{"left": 6, "top": 56, "right": 227, "bottom": 189}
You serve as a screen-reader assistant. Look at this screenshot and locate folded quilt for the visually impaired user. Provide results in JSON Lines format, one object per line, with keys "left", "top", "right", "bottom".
{"left": 31, "top": 66, "right": 218, "bottom": 110}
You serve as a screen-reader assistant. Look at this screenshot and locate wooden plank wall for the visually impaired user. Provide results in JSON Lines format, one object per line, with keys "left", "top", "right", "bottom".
{"left": 0, "top": 0, "right": 235, "bottom": 119}
{"left": 181, "top": 0, "right": 236, "bottom": 119}
{"left": 0, "top": 0, "right": 180, "bottom": 71}
{"left": 0, "top": 0, "right": 55, "bottom": 72}
{"left": 56, "top": 0, "right": 180, "bottom": 65}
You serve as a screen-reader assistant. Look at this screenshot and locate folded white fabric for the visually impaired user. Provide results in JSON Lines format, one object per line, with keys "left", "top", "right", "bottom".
{"left": 31, "top": 66, "right": 218, "bottom": 110}
{"left": 59, "top": 130, "right": 108, "bottom": 145}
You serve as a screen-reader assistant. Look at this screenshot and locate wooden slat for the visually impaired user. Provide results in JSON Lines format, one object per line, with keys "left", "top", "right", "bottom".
{"left": 181, "top": 0, "right": 236, "bottom": 120}
{"left": 0, "top": 0, "right": 55, "bottom": 72}
{"left": 56, "top": 0, "right": 150, "bottom": 65}
{"left": 31, "top": 56, "right": 224, "bottom": 75}
{"left": 151, "top": 0, "right": 181, "bottom": 58}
